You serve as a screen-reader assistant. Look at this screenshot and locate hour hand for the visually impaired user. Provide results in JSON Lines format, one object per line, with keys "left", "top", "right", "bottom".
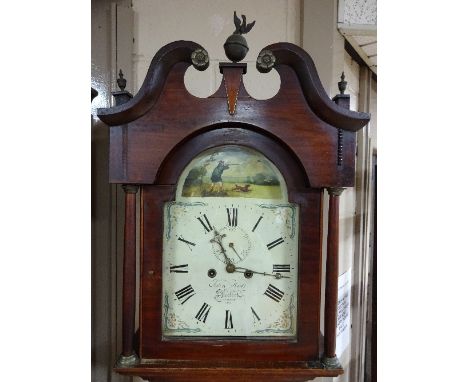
{"left": 210, "top": 229, "right": 226, "bottom": 250}
{"left": 210, "top": 230, "right": 235, "bottom": 272}
{"left": 210, "top": 235, "right": 228, "bottom": 261}
{"left": 212, "top": 229, "right": 226, "bottom": 242}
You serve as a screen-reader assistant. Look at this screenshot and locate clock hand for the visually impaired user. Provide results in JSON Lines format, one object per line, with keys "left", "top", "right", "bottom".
{"left": 210, "top": 229, "right": 236, "bottom": 273}
{"left": 211, "top": 230, "right": 229, "bottom": 260}
{"left": 210, "top": 236, "right": 229, "bottom": 263}
{"left": 235, "top": 266, "right": 290, "bottom": 279}
{"left": 228, "top": 242, "right": 243, "bottom": 260}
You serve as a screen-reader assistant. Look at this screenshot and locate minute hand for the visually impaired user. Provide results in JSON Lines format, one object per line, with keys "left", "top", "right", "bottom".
{"left": 228, "top": 242, "right": 242, "bottom": 260}
{"left": 235, "top": 266, "right": 290, "bottom": 279}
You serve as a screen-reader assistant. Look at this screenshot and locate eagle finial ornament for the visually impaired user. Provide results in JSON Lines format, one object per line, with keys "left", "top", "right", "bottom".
{"left": 233, "top": 11, "right": 255, "bottom": 35}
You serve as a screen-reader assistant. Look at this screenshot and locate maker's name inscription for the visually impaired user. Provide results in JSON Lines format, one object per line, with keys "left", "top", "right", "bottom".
{"left": 209, "top": 279, "right": 247, "bottom": 303}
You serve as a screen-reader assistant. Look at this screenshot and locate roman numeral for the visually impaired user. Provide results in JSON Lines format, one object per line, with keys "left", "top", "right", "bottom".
{"left": 273, "top": 264, "right": 290, "bottom": 273}
{"left": 252, "top": 216, "right": 263, "bottom": 232}
{"left": 170, "top": 264, "right": 188, "bottom": 273}
{"left": 225, "top": 310, "right": 234, "bottom": 329}
{"left": 177, "top": 236, "right": 195, "bottom": 251}
{"left": 227, "top": 208, "right": 238, "bottom": 226}
{"left": 174, "top": 285, "right": 195, "bottom": 304}
{"left": 251, "top": 307, "right": 261, "bottom": 322}
{"left": 267, "top": 237, "right": 285, "bottom": 250}
{"left": 197, "top": 214, "right": 213, "bottom": 233}
{"left": 195, "top": 302, "right": 211, "bottom": 323}
{"left": 264, "top": 284, "right": 284, "bottom": 303}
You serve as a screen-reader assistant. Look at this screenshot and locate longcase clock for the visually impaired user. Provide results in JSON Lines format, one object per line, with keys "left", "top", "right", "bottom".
{"left": 97, "top": 13, "right": 369, "bottom": 382}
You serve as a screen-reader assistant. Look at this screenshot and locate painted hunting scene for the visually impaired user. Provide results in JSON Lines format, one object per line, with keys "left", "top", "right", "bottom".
{"left": 180, "top": 146, "right": 285, "bottom": 199}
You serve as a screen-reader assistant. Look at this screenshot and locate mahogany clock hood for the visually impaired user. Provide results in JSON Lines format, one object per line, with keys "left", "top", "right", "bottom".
{"left": 97, "top": 40, "right": 369, "bottom": 188}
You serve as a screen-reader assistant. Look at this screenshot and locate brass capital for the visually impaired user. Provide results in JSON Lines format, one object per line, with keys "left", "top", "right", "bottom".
{"left": 326, "top": 187, "right": 345, "bottom": 196}
{"left": 122, "top": 184, "right": 139, "bottom": 194}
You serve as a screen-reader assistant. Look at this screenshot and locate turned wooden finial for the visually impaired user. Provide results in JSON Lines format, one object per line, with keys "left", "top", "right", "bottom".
{"left": 112, "top": 69, "right": 133, "bottom": 106}
{"left": 117, "top": 69, "right": 127, "bottom": 91}
{"left": 338, "top": 72, "right": 347, "bottom": 95}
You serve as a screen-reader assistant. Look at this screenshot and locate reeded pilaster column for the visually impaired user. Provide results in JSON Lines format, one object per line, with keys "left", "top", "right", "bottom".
{"left": 117, "top": 184, "right": 139, "bottom": 367}
{"left": 322, "top": 187, "right": 345, "bottom": 369}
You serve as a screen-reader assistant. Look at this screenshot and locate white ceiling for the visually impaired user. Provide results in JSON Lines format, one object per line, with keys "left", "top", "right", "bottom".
{"left": 354, "top": 35, "right": 377, "bottom": 67}
{"left": 338, "top": 26, "right": 377, "bottom": 74}
{"left": 337, "top": 0, "right": 377, "bottom": 74}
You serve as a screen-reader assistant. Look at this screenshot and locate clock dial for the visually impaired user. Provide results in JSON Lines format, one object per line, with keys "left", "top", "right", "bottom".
{"left": 162, "top": 146, "right": 299, "bottom": 338}
{"left": 163, "top": 200, "right": 298, "bottom": 337}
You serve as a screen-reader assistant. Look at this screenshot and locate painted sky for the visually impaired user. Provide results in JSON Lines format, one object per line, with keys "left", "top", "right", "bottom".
{"left": 192, "top": 146, "right": 281, "bottom": 180}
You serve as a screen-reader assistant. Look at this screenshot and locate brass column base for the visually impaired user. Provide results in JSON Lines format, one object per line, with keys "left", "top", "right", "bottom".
{"left": 321, "top": 356, "right": 342, "bottom": 369}
{"left": 116, "top": 352, "right": 139, "bottom": 367}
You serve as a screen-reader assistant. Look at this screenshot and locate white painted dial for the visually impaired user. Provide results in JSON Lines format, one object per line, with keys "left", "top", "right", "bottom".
{"left": 162, "top": 199, "right": 299, "bottom": 338}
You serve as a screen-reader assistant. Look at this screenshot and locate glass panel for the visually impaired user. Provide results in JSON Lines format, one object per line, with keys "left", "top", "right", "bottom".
{"left": 164, "top": 145, "right": 298, "bottom": 339}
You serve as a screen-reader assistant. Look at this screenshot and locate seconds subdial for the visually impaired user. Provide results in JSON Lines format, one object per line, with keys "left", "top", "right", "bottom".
{"left": 212, "top": 226, "right": 251, "bottom": 264}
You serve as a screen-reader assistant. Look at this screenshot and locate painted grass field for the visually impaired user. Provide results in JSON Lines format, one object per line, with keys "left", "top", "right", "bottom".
{"left": 182, "top": 182, "right": 283, "bottom": 199}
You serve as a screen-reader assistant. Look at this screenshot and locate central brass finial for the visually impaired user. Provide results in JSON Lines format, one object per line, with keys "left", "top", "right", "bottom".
{"left": 223, "top": 11, "right": 256, "bottom": 62}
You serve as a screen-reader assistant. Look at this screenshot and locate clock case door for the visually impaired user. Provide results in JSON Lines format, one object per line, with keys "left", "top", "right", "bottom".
{"left": 139, "top": 130, "right": 321, "bottom": 362}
